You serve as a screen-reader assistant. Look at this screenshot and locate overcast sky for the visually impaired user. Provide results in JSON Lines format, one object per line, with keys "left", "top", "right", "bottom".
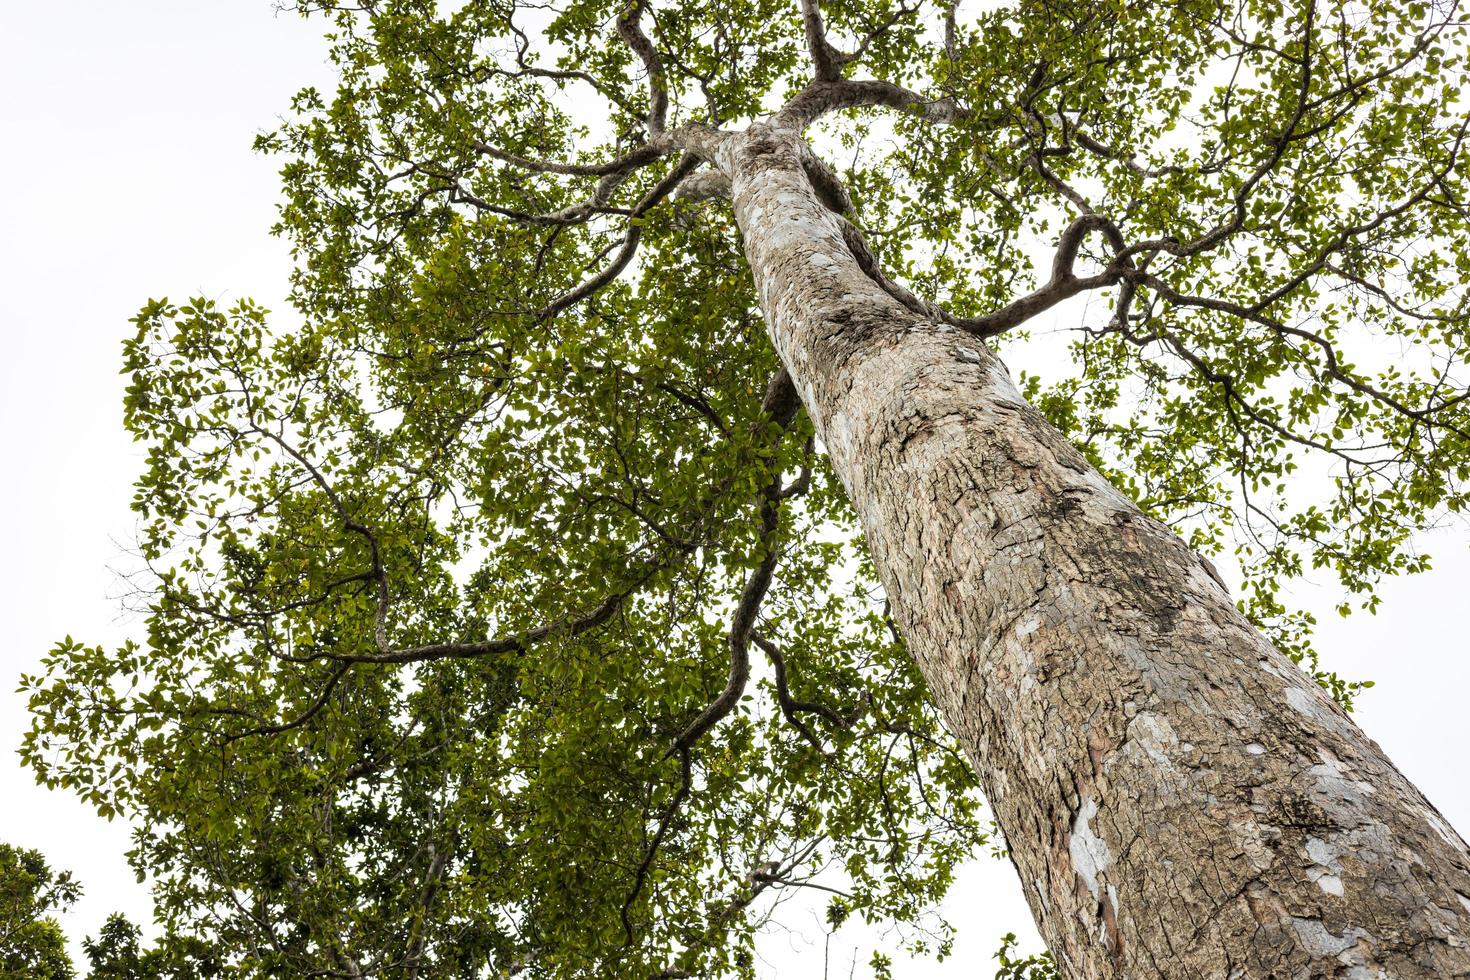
{"left": 2, "top": 3, "right": 1468, "bottom": 977}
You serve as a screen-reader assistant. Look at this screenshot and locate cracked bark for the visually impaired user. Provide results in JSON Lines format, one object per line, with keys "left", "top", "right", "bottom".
{"left": 712, "top": 122, "right": 1470, "bottom": 977}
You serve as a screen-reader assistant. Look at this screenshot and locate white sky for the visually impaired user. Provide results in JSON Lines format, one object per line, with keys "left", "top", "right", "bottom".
{"left": 1, "top": 3, "right": 1467, "bottom": 977}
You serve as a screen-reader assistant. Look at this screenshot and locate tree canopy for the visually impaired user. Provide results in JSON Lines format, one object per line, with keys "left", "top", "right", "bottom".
{"left": 19, "top": 0, "right": 1470, "bottom": 975}
{"left": 1, "top": 843, "right": 79, "bottom": 979}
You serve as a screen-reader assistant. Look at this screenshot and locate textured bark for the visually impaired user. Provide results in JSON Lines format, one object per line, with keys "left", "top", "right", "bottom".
{"left": 714, "top": 123, "right": 1470, "bottom": 977}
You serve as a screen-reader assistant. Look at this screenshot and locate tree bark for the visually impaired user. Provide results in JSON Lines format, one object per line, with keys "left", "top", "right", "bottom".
{"left": 715, "top": 122, "right": 1470, "bottom": 977}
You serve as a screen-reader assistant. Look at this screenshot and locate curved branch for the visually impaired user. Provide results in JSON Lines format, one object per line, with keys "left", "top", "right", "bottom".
{"left": 1125, "top": 268, "right": 1470, "bottom": 440}
{"left": 472, "top": 138, "right": 675, "bottom": 178}
{"left": 617, "top": 370, "right": 801, "bottom": 950}
{"left": 663, "top": 373, "right": 799, "bottom": 757}
{"left": 872, "top": 212, "right": 1128, "bottom": 337}
{"left": 332, "top": 584, "right": 634, "bottom": 665}
{"left": 775, "top": 78, "right": 963, "bottom": 131}
{"left": 838, "top": 217, "right": 934, "bottom": 318}
{"left": 751, "top": 633, "right": 857, "bottom": 751}
{"left": 616, "top": 0, "right": 668, "bottom": 135}
{"left": 224, "top": 661, "right": 351, "bottom": 742}
{"left": 534, "top": 153, "right": 701, "bottom": 320}
{"left": 942, "top": 214, "right": 1126, "bottom": 336}
{"left": 660, "top": 500, "right": 774, "bottom": 755}
{"left": 620, "top": 746, "right": 692, "bottom": 944}
{"left": 673, "top": 168, "right": 731, "bottom": 203}
{"left": 800, "top": 0, "right": 845, "bottom": 82}
{"left": 799, "top": 0, "right": 920, "bottom": 83}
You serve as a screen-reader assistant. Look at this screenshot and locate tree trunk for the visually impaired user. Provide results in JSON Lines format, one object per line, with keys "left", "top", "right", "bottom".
{"left": 716, "top": 123, "right": 1470, "bottom": 977}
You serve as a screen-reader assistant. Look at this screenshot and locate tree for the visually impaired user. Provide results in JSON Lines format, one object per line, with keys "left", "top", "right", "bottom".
{"left": 0, "top": 843, "right": 77, "bottom": 979}
{"left": 19, "top": 0, "right": 1470, "bottom": 974}
{"left": 83, "top": 916, "right": 157, "bottom": 980}
{"left": 83, "top": 913, "right": 218, "bottom": 980}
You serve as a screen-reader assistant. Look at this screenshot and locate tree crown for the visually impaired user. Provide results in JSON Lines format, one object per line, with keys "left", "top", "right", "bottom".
{"left": 21, "top": 0, "right": 1470, "bottom": 974}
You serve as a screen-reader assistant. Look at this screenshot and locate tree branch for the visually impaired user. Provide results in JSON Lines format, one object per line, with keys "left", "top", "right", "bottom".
{"left": 775, "top": 78, "right": 962, "bottom": 131}
{"left": 616, "top": 0, "right": 669, "bottom": 136}
{"left": 224, "top": 661, "right": 352, "bottom": 742}
{"left": 534, "top": 153, "right": 701, "bottom": 320}
{"left": 620, "top": 746, "right": 692, "bottom": 945}
{"left": 472, "top": 138, "right": 675, "bottom": 178}
{"left": 798, "top": 0, "right": 920, "bottom": 83}
{"left": 330, "top": 583, "right": 635, "bottom": 665}
{"left": 940, "top": 213, "right": 1127, "bottom": 336}
{"left": 800, "top": 0, "right": 845, "bottom": 82}
{"left": 1118, "top": 0, "right": 1319, "bottom": 262}
{"left": 674, "top": 167, "right": 731, "bottom": 203}
{"left": 664, "top": 372, "right": 799, "bottom": 757}
{"left": 839, "top": 210, "right": 1129, "bottom": 337}
{"left": 751, "top": 633, "right": 858, "bottom": 751}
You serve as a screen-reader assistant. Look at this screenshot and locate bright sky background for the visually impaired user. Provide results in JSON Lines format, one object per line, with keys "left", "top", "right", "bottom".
{"left": 2, "top": 3, "right": 1468, "bottom": 977}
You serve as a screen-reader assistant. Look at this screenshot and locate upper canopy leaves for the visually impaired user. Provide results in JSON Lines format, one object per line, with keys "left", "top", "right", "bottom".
{"left": 20, "top": 0, "right": 1470, "bottom": 975}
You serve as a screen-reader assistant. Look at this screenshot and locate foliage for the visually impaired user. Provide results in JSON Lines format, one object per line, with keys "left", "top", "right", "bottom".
{"left": 18, "top": 0, "right": 1470, "bottom": 975}
{"left": 83, "top": 913, "right": 217, "bottom": 980}
{"left": 992, "top": 932, "right": 1058, "bottom": 980}
{"left": 0, "top": 843, "right": 78, "bottom": 980}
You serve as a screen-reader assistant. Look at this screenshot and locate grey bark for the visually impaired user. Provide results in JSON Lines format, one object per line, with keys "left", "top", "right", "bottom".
{"left": 709, "top": 122, "right": 1470, "bottom": 977}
